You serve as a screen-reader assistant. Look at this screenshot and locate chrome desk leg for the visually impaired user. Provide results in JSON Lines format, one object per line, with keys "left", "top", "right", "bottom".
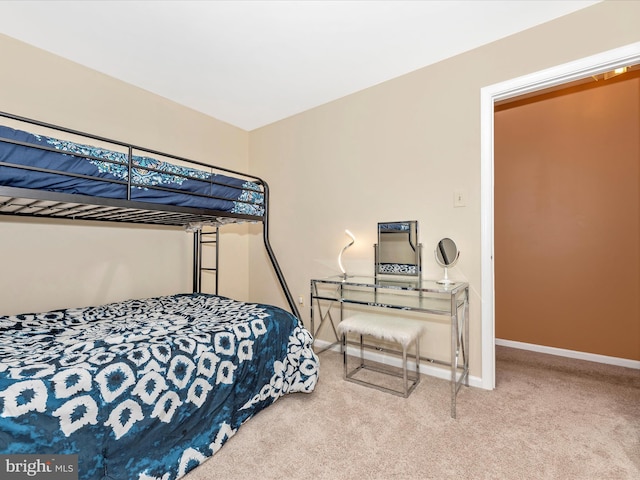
{"left": 450, "top": 288, "right": 470, "bottom": 418}
{"left": 451, "top": 292, "right": 459, "bottom": 419}
{"left": 311, "top": 282, "right": 341, "bottom": 353}
{"left": 464, "top": 287, "right": 470, "bottom": 387}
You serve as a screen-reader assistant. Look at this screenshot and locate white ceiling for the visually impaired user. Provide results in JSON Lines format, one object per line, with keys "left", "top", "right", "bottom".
{"left": 0, "top": 1, "right": 600, "bottom": 131}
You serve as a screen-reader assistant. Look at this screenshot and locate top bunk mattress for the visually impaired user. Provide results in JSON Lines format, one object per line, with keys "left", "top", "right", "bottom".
{"left": 0, "top": 123, "right": 265, "bottom": 221}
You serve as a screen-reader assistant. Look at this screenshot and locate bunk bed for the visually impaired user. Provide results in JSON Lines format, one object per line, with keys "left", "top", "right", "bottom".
{"left": 0, "top": 111, "right": 319, "bottom": 480}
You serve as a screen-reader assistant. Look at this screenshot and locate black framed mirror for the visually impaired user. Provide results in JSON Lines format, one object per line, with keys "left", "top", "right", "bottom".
{"left": 375, "top": 221, "right": 421, "bottom": 277}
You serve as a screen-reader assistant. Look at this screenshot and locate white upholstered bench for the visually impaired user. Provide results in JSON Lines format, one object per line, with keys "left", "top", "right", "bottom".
{"left": 337, "top": 314, "right": 423, "bottom": 397}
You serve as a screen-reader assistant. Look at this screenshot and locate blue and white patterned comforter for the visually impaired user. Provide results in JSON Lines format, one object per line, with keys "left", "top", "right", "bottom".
{"left": 0, "top": 125, "right": 265, "bottom": 217}
{"left": 0, "top": 294, "right": 318, "bottom": 479}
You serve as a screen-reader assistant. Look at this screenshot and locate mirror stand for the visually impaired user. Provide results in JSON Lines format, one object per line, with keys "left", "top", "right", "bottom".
{"left": 375, "top": 221, "right": 421, "bottom": 280}
{"left": 437, "top": 266, "right": 454, "bottom": 285}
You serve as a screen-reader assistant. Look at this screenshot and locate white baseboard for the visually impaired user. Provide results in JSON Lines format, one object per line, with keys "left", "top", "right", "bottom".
{"left": 315, "top": 338, "right": 640, "bottom": 393}
{"left": 495, "top": 339, "right": 640, "bottom": 370}
{"left": 313, "top": 339, "right": 484, "bottom": 389}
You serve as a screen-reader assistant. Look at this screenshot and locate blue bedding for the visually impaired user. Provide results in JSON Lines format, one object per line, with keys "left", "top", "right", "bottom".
{"left": 0, "top": 125, "right": 264, "bottom": 217}
{"left": 0, "top": 294, "right": 318, "bottom": 479}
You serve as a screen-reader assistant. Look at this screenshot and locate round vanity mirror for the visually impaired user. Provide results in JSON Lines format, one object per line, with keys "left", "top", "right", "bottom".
{"left": 435, "top": 238, "right": 459, "bottom": 285}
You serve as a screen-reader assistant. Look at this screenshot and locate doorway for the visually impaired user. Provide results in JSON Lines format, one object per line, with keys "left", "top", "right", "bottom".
{"left": 479, "top": 41, "right": 640, "bottom": 390}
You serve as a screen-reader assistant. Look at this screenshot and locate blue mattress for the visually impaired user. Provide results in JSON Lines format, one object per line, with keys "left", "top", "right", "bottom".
{"left": 0, "top": 294, "right": 318, "bottom": 479}
{"left": 0, "top": 125, "right": 264, "bottom": 217}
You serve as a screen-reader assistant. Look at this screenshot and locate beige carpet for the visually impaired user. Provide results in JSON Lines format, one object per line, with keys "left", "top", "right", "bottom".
{"left": 183, "top": 346, "right": 640, "bottom": 480}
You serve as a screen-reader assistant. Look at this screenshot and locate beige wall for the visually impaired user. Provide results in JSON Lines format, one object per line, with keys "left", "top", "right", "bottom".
{"left": 0, "top": 33, "right": 250, "bottom": 315}
{"left": 248, "top": 1, "right": 640, "bottom": 378}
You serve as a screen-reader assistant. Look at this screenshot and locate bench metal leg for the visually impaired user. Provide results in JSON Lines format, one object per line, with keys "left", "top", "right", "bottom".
{"left": 341, "top": 331, "right": 421, "bottom": 398}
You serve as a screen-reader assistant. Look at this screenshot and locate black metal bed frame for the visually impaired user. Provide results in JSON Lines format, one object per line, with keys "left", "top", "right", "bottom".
{"left": 0, "top": 111, "right": 301, "bottom": 319}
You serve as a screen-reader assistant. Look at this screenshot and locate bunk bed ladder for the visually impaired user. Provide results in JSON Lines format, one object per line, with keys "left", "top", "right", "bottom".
{"left": 189, "top": 183, "right": 301, "bottom": 320}
{"left": 193, "top": 227, "right": 219, "bottom": 295}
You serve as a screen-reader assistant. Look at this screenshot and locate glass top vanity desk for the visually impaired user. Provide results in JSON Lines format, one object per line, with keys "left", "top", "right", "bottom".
{"left": 310, "top": 221, "right": 469, "bottom": 418}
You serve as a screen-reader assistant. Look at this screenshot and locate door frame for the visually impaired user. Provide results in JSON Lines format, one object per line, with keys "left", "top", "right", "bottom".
{"left": 479, "top": 41, "right": 640, "bottom": 390}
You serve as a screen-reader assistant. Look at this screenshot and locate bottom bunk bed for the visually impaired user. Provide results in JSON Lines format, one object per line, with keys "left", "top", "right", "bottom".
{"left": 0, "top": 293, "right": 319, "bottom": 480}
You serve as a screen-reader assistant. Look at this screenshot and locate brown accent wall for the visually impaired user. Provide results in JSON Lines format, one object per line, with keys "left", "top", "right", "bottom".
{"left": 495, "top": 72, "right": 640, "bottom": 361}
